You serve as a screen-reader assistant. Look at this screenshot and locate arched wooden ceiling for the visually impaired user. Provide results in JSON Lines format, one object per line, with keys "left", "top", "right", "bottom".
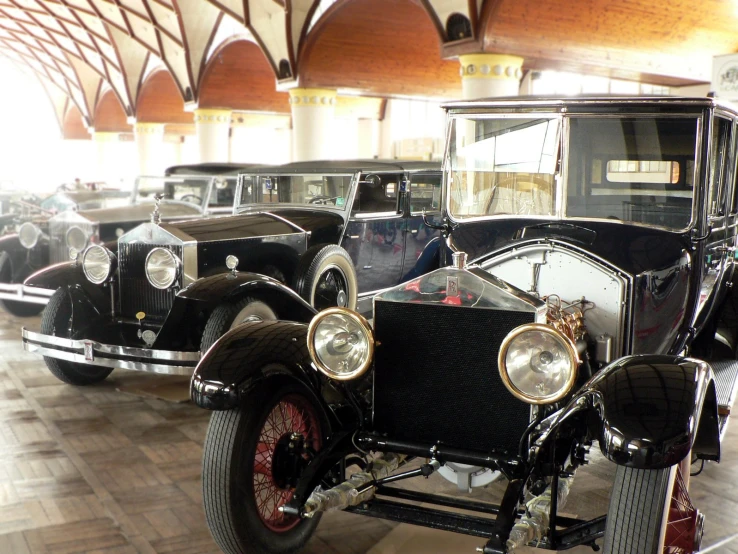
{"left": 299, "top": 0, "right": 461, "bottom": 98}
{"left": 62, "top": 104, "right": 89, "bottom": 140}
{"left": 136, "top": 69, "right": 192, "bottom": 124}
{"left": 94, "top": 88, "right": 132, "bottom": 132}
{"left": 199, "top": 39, "right": 289, "bottom": 112}
{"left": 3, "top": 0, "right": 738, "bottom": 132}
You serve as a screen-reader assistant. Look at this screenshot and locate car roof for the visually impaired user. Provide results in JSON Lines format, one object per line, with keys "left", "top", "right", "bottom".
{"left": 164, "top": 163, "right": 262, "bottom": 176}
{"left": 442, "top": 95, "right": 738, "bottom": 115}
{"left": 240, "top": 159, "right": 442, "bottom": 175}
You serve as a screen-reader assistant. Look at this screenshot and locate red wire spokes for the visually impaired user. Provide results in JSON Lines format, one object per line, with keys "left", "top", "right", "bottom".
{"left": 663, "top": 464, "right": 699, "bottom": 553}
{"left": 253, "top": 395, "right": 319, "bottom": 532}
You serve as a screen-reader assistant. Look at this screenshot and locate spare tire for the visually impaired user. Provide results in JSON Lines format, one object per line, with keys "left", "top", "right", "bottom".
{"left": 293, "top": 245, "right": 357, "bottom": 311}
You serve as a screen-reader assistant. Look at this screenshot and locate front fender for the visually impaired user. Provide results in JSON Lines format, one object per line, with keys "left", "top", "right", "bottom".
{"left": 176, "top": 271, "right": 316, "bottom": 322}
{"left": 191, "top": 320, "right": 322, "bottom": 410}
{"left": 581, "top": 355, "right": 720, "bottom": 468}
{"left": 24, "top": 262, "right": 109, "bottom": 312}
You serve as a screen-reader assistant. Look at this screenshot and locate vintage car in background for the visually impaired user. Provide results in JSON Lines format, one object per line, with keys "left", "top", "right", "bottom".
{"left": 190, "top": 97, "right": 738, "bottom": 554}
{"left": 21, "top": 160, "right": 442, "bottom": 385}
{"left": 0, "top": 189, "right": 132, "bottom": 316}
{"left": 0, "top": 163, "right": 248, "bottom": 317}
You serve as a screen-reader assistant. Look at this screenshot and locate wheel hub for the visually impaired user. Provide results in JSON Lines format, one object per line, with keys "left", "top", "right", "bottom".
{"left": 694, "top": 511, "right": 705, "bottom": 551}
{"left": 336, "top": 290, "right": 347, "bottom": 307}
{"left": 272, "top": 432, "right": 309, "bottom": 489}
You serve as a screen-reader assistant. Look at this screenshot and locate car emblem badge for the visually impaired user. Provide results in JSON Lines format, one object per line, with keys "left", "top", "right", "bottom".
{"left": 447, "top": 276, "right": 459, "bottom": 297}
{"left": 83, "top": 341, "right": 94, "bottom": 362}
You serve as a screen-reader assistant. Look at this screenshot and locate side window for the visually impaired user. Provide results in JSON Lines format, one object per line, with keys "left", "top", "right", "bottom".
{"left": 708, "top": 117, "right": 733, "bottom": 216}
{"left": 410, "top": 174, "right": 442, "bottom": 213}
{"left": 352, "top": 173, "right": 401, "bottom": 215}
{"left": 208, "top": 178, "right": 237, "bottom": 207}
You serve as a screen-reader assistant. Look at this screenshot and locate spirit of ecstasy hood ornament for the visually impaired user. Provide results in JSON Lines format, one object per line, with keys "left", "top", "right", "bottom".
{"left": 151, "top": 193, "right": 164, "bottom": 225}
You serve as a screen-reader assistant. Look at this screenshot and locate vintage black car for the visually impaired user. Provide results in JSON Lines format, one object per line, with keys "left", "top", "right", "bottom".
{"left": 189, "top": 97, "right": 738, "bottom": 554}
{"left": 21, "top": 160, "right": 442, "bottom": 385}
{"left": 0, "top": 164, "right": 249, "bottom": 318}
{"left": 0, "top": 189, "right": 133, "bottom": 316}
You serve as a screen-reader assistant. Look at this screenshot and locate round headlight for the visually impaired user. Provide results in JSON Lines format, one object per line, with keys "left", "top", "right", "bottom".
{"left": 145, "top": 247, "right": 180, "bottom": 290}
{"left": 498, "top": 323, "right": 578, "bottom": 404}
{"left": 66, "top": 226, "right": 88, "bottom": 251}
{"left": 307, "top": 308, "right": 374, "bottom": 380}
{"left": 18, "top": 222, "right": 40, "bottom": 249}
{"left": 82, "top": 245, "right": 115, "bottom": 284}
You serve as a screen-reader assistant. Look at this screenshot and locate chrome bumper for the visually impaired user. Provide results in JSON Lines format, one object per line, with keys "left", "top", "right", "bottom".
{"left": 22, "top": 328, "right": 200, "bottom": 376}
{"left": 0, "top": 284, "right": 54, "bottom": 305}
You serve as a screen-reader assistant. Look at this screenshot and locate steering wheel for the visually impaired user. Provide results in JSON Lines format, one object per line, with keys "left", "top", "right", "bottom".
{"left": 180, "top": 194, "right": 202, "bottom": 204}
{"left": 309, "top": 195, "right": 337, "bottom": 205}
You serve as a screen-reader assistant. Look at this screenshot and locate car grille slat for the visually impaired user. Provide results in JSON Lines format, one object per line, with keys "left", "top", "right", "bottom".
{"left": 49, "top": 219, "right": 95, "bottom": 263}
{"left": 372, "top": 301, "right": 534, "bottom": 454}
{"left": 118, "top": 242, "right": 180, "bottom": 320}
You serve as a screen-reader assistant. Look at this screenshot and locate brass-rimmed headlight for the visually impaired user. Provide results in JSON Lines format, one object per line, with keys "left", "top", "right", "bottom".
{"left": 18, "top": 222, "right": 41, "bottom": 249}
{"left": 82, "top": 245, "right": 116, "bottom": 284}
{"left": 498, "top": 323, "right": 578, "bottom": 404}
{"left": 145, "top": 247, "right": 180, "bottom": 289}
{"left": 66, "top": 225, "right": 88, "bottom": 251}
{"left": 307, "top": 307, "right": 374, "bottom": 380}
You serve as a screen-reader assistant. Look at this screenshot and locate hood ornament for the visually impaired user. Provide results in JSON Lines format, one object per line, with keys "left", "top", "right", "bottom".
{"left": 151, "top": 193, "right": 164, "bottom": 225}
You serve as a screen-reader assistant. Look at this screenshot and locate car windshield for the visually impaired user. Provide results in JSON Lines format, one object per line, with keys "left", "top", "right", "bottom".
{"left": 135, "top": 176, "right": 237, "bottom": 210}
{"left": 238, "top": 174, "right": 354, "bottom": 209}
{"left": 448, "top": 114, "right": 700, "bottom": 230}
{"left": 40, "top": 191, "right": 132, "bottom": 213}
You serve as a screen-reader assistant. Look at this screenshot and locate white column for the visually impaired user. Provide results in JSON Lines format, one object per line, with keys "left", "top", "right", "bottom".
{"left": 135, "top": 123, "right": 165, "bottom": 176}
{"left": 459, "top": 54, "right": 524, "bottom": 99}
{"left": 289, "top": 88, "right": 337, "bottom": 161}
{"left": 194, "top": 108, "right": 232, "bottom": 163}
{"left": 93, "top": 132, "right": 120, "bottom": 185}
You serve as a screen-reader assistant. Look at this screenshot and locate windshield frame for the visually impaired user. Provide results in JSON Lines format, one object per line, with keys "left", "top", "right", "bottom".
{"left": 132, "top": 175, "right": 226, "bottom": 214}
{"left": 234, "top": 171, "right": 359, "bottom": 213}
{"left": 444, "top": 110, "right": 703, "bottom": 233}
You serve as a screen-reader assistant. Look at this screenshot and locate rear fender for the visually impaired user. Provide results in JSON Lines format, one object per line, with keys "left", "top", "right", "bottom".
{"left": 191, "top": 320, "right": 326, "bottom": 412}
{"left": 175, "top": 271, "right": 316, "bottom": 322}
{"left": 574, "top": 355, "right": 719, "bottom": 468}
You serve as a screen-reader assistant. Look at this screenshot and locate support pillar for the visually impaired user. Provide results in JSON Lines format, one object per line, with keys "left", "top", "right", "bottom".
{"left": 289, "top": 88, "right": 337, "bottom": 161}
{"left": 135, "top": 123, "right": 165, "bottom": 176}
{"left": 194, "top": 109, "right": 232, "bottom": 163}
{"left": 458, "top": 54, "right": 524, "bottom": 99}
{"left": 93, "top": 132, "right": 119, "bottom": 185}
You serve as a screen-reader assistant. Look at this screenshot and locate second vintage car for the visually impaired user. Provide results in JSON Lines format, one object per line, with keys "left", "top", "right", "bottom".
{"left": 21, "top": 160, "right": 442, "bottom": 384}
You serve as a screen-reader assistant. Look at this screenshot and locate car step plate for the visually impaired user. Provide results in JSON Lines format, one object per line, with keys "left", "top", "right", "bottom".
{"left": 711, "top": 359, "right": 738, "bottom": 414}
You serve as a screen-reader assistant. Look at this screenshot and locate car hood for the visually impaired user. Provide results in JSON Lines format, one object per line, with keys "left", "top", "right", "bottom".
{"left": 75, "top": 202, "right": 202, "bottom": 224}
{"left": 166, "top": 209, "right": 343, "bottom": 242}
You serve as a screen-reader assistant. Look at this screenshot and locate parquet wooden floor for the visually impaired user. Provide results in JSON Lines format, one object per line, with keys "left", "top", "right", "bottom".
{"left": 0, "top": 312, "right": 736, "bottom": 553}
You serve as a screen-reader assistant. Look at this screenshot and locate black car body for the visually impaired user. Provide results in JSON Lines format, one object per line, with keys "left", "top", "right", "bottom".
{"left": 190, "top": 97, "right": 738, "bottom": 554}
{"left": 21, "top": 160, "right": 442, "bottom": 381}
{"left": 0, "top": 164, "right": 249, "bottom": 317}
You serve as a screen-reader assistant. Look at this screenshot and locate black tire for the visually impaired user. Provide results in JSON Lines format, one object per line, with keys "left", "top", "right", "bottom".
{"left": 201, "top": 296, "right": 277, "bottom": 353}
{"left": 603, "top": 462, "right": 703, "bottom": 553}
{"left": 40, "top": 288, "right": 112, "bottom": 386}
{"left": 293, "top": 245, "right": 357, "bottom": 311}
{"left": 202, "top": 379, "right": 325, "bottom": 554}
{"left": 0, "top": 252, "right": 42, "bottom": 317}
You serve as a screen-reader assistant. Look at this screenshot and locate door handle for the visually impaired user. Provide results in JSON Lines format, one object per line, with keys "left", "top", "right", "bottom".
{"left": 410, "top": 229, "right": 418, "bottom": 234}
{"left": 348, "top": 235, "right": 360, "bottom": 239}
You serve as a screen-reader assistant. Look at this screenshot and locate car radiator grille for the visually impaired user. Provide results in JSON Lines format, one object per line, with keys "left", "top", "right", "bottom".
{"left": 372, "top": 301, "right": 534, "bottom": 454}
{"left": 49, "top": 219, "right": 95, "bottom": 263}
{"left": 118, "top": 242, "right": 181, "bottom": 320}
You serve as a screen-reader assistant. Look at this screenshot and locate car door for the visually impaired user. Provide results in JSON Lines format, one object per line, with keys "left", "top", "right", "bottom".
{"left": 402, "top": 171, "right": 443, "bottom": 281}
{"left": 341, "top": 172, "right": 406, "bottom": 295}
{"left": 697, "top": 115, "right": 733, "bottom": 321}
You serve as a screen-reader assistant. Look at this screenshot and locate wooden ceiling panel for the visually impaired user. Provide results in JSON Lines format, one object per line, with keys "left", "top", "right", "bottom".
{"left": 198, "top": 39, "right": 289, "bottom": 112}
{"left": 62, "top": 104, "right": 90, "bottom": 139}
{"left": 94, "top": 89, "right": 132, "bottom": 132}
{"left": 136, "top": 69, "right": 192, "bottom": 123}
{"left": 299, "top": 0, "right": 461, "bottom": 98}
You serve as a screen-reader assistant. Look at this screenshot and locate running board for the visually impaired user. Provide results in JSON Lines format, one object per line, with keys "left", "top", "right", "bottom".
{"left": 710, "top": 359, "right": 738, "bottom": 441}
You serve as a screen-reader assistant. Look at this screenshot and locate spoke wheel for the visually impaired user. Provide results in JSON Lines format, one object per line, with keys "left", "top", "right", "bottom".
{"left": 663, "top": 463, "right": 703, "bottom": 553}
{"left": 252, "top": 394, "right": 322, "bottom": 532}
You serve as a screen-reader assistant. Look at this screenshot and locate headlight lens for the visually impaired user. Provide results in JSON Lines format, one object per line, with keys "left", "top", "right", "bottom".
{"left": 307, "top": 308, "right": 374, "bottom": 380}
{"left": 145, "top": 247, "right": 180, "bottom": 289}
{"left": 498, "top": 323, "right": 578, "bottom": 404}
{"left": 66, "top": 226, "right": 88, "bottom": 251}
{"left": 18, "top": 222, "right": 40, "bottom": 249}
{"left": 82, "top": 245, "right": 115, "bottom": 284}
